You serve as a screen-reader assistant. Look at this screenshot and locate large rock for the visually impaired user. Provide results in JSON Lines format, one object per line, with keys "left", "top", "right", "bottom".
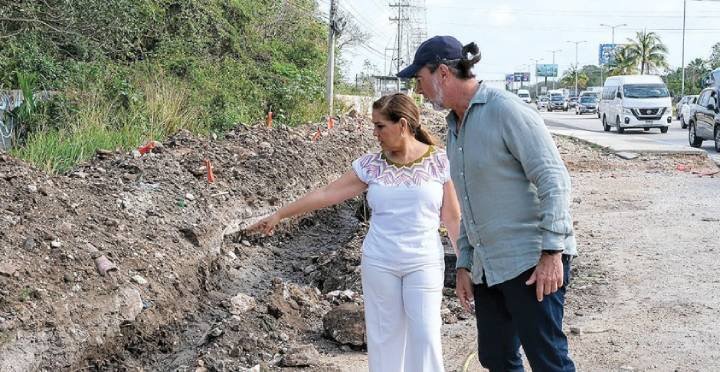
{"left": 323, "top": 303, "right": 365, "bottom": 346}
{"left": 118, "top": 287, "right": 143, "bottom": 322}
{"left": 230, "top": 293, "right": 256, "bottom": 315}
{"left": 281, "top": 344, "right": 320, "bottom": 367}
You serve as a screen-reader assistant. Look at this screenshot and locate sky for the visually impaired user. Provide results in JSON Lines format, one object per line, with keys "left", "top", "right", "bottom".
{"left": 315, "top": 0, "right": 720, "bottom": 84}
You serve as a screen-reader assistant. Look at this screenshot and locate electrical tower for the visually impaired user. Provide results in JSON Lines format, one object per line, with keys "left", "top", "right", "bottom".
{"left": 388, "top": 0, "right": 426, "bottom": 75}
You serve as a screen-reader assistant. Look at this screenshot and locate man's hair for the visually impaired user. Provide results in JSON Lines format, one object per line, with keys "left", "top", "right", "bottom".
{"left": 426, "top": 42, "right": 481, "bottom": 80}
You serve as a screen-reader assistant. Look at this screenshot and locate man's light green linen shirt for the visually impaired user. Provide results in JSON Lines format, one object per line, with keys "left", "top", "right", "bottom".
{"left": 448, "top": 83, "right": 577, "bottom": 286}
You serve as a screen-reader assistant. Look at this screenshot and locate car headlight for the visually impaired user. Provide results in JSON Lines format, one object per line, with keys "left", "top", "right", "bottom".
{"left": 623, "top": 108, "right": 633, "bottom": 115}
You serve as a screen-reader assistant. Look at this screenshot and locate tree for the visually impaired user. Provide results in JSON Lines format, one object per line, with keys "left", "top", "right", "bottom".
{"left": 580, "top": 65, "right": 603, "bottom": 87}
{"left": 624, "top": 30, "right": 669, "bottom": 74}
{"left": 607, "top": 46, "right": 638, "bottom": 76}
{"left": 708, "top": 42, "right": 720, "bottom": 69}
{"left": 335, "top": 9, "right": 370, "bottom": 50}
{"left": 559, "top": 65, "right": 589, "bottom": 91}
{"left": 665, "top": 58, "right": 710, "bottom": 96}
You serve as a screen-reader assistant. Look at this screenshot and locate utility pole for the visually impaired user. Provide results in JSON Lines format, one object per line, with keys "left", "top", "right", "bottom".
{"left": 567, "top": 40, "right": 587, "bottom": 96}
{"left": 531, "top": 58, "right": 543, "bottom": 98}
{"left": 547, "top": 49, "right": 562, "bottom": 89}
{"left": 325, "top": 0, "right": 338, "bottom": 116}
{"left": 599, "top": 23, "right": 626, "bottom": 85}
{"left": 681, "top": 0, "right": 687, "bottom": 97}
{"left": 384, "top": 47, "right": 395, "bottom": 75}
{"left": 390, "top": 1, "right": 410, "bottom": 91}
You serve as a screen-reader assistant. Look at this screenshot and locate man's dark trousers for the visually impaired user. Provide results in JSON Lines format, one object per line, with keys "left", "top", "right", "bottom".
{"left": 473, "top": 255, "right": 575, "bottom": 372}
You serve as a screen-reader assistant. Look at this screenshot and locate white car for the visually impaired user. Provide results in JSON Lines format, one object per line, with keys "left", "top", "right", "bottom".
{"left": 598, "top": 75, "right": 673, "bottom": 134}
{"left": 678, "top": 95, "right": 698, "bottom": 129}
{"left": 517, "top": 89, "right": 532, "bottom": 104}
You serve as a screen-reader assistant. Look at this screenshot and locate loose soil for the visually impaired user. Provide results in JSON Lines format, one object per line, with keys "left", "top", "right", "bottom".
{"left": 1, "top": 109, "right": 719, "bottom": 371}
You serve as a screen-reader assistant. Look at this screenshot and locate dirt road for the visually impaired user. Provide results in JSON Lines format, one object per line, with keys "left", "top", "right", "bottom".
{"left": 322, "top": 137, "right": 720, "bottom": 372}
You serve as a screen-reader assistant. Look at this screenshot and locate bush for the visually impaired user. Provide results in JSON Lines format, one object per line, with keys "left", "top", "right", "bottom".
{"left": 1, "top": 0, "right": 329, "bottom": 172}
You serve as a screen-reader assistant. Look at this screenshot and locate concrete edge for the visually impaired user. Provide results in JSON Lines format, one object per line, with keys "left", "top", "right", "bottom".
{"left": 548, "top": 128, "right": 708, "bottom": 156}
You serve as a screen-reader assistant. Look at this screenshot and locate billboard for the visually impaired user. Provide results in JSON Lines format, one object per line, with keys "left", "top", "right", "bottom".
{"left": 513, "top": 72, "right": 530, "bottom": 82}
{"left": 599, "top": 44, "right": 619, "bottom": 65}
{"left": 505, "top": 74, "right": 514, "bottom": 84}
{"left": 536, "top": 64, "right": 558, "bottom": 77}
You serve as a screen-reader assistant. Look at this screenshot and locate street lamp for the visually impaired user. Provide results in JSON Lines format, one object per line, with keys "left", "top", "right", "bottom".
{"left": 599, "top": 23, "right": 627, "bottom": 45}
{"left": 599, "top": 23, "right": 627, "bottom": 84}
{"left": 547, "top": 49, "right": 562, "bottom": 89}
{"left": 681, "top": 0, "right": 720, "bottom": 97}
{"left": 530, "top": 58, "right": 543, "bottom": 98}
{"left": 566, "top": 40, "right": 587, "bottom": 96}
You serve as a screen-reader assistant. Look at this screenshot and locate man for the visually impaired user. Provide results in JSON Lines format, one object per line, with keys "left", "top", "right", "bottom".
{"left": 398, "top": 35, "right": 576, "bottom": 371}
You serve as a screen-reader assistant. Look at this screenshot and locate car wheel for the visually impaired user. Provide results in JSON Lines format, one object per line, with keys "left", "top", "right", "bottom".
{"left": 715, "top": 127, "right": 720, "bottom": 152}
{"left": 644, "top": 128, "right": 650, "bottom": 131}
{"left": 689, "top": 122, "right": 703, "bottom": 148}
{"left": 602, "top": 115, "right": 610, "bottom": 132}
{"left": 660, "top": 126, "right": 669, "bottom": 134}
{"left": 616, "top": 116, "right": 624, "bottom": 134}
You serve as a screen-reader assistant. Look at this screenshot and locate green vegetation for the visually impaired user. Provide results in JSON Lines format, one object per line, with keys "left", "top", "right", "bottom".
{"left": 0, "top": 0, "right": 332, "bottom": 172}
{"left": 621, "top": 30, "right": 669, "bottom": 75}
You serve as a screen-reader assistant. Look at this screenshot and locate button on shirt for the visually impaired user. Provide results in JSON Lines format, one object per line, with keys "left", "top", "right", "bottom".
{"left": 448, "top": 84, "right": 577, "bottom": 286}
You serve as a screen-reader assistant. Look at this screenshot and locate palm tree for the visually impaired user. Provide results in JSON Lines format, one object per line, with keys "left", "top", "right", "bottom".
{"left": 607, "top": 46, "right": 638, "bottom": 76}
{"left": 624, "top": 30, "right": 669, "bottom": 74}
{"left": 560, "top": 65, "right": 589, "bottom": 91}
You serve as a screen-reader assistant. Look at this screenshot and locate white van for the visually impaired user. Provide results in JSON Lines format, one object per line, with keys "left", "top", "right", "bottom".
{"left": 517, "top": 89, "right": 531, "bottom": 104}
{"left": 598, "top": 75, "right": 672, "bottom": 134}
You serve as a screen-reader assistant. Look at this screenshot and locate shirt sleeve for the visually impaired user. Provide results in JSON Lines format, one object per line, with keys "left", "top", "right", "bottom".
{"left": 351, "top": 154, "right": 371, "bottom": 184}
{"left": 455, "top": 218, "right": 474, "bottom": 270}
{"left": 435, "top": 150, "right": 450, "bottom": 185}
{"left": 498, "top": 99, "right": 574, "bottom": 251}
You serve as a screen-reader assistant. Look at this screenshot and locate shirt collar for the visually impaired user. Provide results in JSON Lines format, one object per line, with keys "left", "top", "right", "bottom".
{"left": 446, "top": 82, "right": 487, "bottom": 134}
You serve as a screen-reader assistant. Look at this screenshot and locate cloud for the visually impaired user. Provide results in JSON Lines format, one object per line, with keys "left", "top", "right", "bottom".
{"left": 489, "top": 5, "right": 515, "bottom": 26}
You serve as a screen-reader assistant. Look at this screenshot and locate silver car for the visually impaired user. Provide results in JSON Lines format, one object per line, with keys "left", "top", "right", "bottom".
{"left": 676, "top": 95, "right": 698, "bottom": 120}
{"left": 575, "top": 96, "right": 598, "bottom": 115}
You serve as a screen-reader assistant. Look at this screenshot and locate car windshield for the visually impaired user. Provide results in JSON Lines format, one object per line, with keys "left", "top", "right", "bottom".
{"left": 518, "top": 93, "right": 529, "bottom": 97}
{"left": 623, "top": 84, "right": 669, "bottom": 98}
{"left": 580, "top": 97, "right": 596, "bottom": 103}
{"left": 550, "top": 95, "right": 564, "bottom": 101}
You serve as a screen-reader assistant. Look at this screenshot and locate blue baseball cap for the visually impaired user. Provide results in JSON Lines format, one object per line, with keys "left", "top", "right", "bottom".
{"left": 396, "top": 36, "right": 464, "bottom": 78}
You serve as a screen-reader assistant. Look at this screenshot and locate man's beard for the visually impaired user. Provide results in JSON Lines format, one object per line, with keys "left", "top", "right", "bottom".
{"left": 429, "top": 77, "right": 446, "bottom": 110}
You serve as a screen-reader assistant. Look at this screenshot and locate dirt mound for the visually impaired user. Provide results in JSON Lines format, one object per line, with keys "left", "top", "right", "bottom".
{"left": 0, "top": 119, "right": 376, "bottom": 371}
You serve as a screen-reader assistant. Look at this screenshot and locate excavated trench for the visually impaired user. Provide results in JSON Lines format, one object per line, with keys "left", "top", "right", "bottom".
{"left": 82, "top": 200, "right": 369, "bottom": 371}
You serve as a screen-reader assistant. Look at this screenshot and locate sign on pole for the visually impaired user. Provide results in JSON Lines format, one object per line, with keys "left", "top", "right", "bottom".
{"left": 536, "top": 64, "right": 558, "bottom": 77}
{"left": 513, "top": 72, "right": 530, "bottom": 82}
{"left": 599, "top": 44, "right": 619, "bottom": 65}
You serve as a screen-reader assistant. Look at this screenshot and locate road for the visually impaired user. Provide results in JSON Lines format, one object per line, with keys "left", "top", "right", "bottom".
{"left": 541, "top": 110, "right": 720, "bottom": 163}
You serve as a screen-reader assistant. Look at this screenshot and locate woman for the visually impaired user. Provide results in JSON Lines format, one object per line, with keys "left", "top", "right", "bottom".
{"left": 247, "top": 93, "right": 461, "bottom": 372}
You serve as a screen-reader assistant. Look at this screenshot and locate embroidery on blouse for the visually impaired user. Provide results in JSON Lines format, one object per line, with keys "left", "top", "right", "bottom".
{"left": 358, "top": 147, "right": 448, "bottom": 187}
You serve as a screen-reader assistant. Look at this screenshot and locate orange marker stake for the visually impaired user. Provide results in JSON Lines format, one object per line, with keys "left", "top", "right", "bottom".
{"left": 327, "top": 116, "right": 335, "bottom": 129}
{"left": 312, "top": 127, "right": 322, "bottom": 142}
{"left": 266, "top": 111, "right": 273, "bottom": 128}
{"left": 204, "top": 159, "right": 215, "bottom": 183}
{"left": 138, "top": 141, "right": 156, "bottom": 155}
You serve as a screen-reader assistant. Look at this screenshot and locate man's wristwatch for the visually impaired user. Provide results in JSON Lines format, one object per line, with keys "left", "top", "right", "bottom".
{"left": 541, "top": 249, "right": 563, "bottom": 256}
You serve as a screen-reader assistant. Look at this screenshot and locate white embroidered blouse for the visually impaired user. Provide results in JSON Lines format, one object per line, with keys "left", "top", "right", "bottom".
{"left": 351, "top": 146, "right": 451, "bottom": 268}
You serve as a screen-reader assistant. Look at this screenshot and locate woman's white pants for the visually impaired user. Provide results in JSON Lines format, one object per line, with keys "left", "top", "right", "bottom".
{"left": 361, "top": 259, "right": 445, "bottom": 372}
